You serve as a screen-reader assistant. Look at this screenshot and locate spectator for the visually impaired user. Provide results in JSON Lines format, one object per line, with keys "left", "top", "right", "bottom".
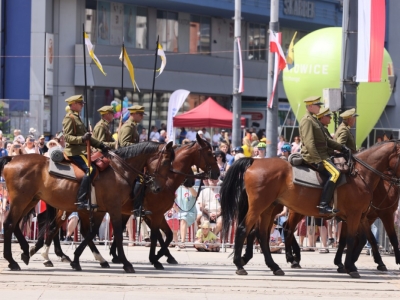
{"left": 212, "top": 129, "right": 221, "bottom": 149}
{"left": 139, "top": 128, "right": 148, "bottom": 142}
{"left": 291, "top": 136, "right": 301, "bottom": 153}
{"left": 194, "top": 221, "right": 220, "bottom": 252}
{"left": 44, "top": 139, "right": 62, "bottom": 158}
{"left": 149, "top": 126, "right": 160, "bottom": 141}
{"left": 250, "top": 133, "right": 259, "bottom": 147}
{"left": 37, "top": 135, "right": 48, "bottom": 155}
{"left": 159, "top": 130, "right": 167, "bottom": 143}
{"left": 270, "top": 220, "right": 285, "bottom": 253}
{"left": 98, "top": 213, "right": 110, "bottom": 244}
{"left": 64, "top": 212, "right": 79, "bottom": 241}
{"left": 158, "top": 123, "right": 167, "bottom": 133}
{"left": 241, "top": 136, "right": 252, "bottom": 157}
{"left": 201, "top": 128, "right": 211, "bottom": 143}
{"left": 297, "top": 217, "right": 307, "bottom": 249}
{"left": 29, "top": 127, "right": 37, "bottom": 137}
{"left": 175, "top": 185, "right": 198, "bottom": 250}
{"left": 376, "top": 136, "right": 383, "bottom": 143}
{"left": 198, "top": 178, "right": 222, "bottom": 236}
{"left": 197, "top": 130, "right": 206, "bottom": 141}
{"left": 279, "top": 144, "right": 291, "bottom": 161}
{"left": 214, "top": 150, "right": 227, "bottom": 181}
{"left": 182, "top": 138, "right": 191, "bottom": 145}
{"left": 23, "top": 135, "right": 39, "bottom": 154}
{"left": 0, "top": 140, "right": 8, "bottom": 157}
{"left": 13, "top": 129, "right": 25, "bottom": 144}
{"left": 277, "top": 135, "right": 286, "bottom": 156}
{"left": 186, "top": 128, "right": 197, "bottom": 141}
{"left": 254, "top": 142, "right": 266, "bottom": 158}
{"left": 10, "top": 141, "right": 26, "bottom": 156}
{"left": 165, "top": 205, "right": 179, "bottom": 247}
{"left": 226, "top": 146, "right": 243, "bottom": 171}
{"left": 219, "top": 129, "right": 226, "bottom": 144}
{"left": 179, "top": 127, "right": 187, "bottom": 144}
{"left": 305, "top": 217, "right": 329, "bottom": 253}
{"left": 55, "top": 131, "right": 66, "bottom": 148}
{"left": 219, "top": 142, "right": 233, "bottom": 162}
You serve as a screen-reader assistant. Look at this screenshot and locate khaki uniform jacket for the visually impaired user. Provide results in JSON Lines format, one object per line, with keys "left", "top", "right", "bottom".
{"left": 334, "top": 122, "right": 356, "bottom": 152}
{"left": 322, "top": 126, "right": 335, "bottom": 157}
{"left": 299, "top": 111, "right": 342, "bottom": 164}
{"left": 92, "top": 119, "right": 116, "bottom": 148}
{"left": 62, "top": 111, "right": 102, "bottom": 156}
{"left": 118, "top": 118, "right": 139, "bottom": 147}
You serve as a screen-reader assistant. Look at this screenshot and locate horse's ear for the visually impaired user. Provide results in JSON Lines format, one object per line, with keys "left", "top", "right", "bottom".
{"left": 166, "top": 141, "right": 173, "bottom": 149}
{"left": 196, "top": 133, "right": 204, "bottom": 144}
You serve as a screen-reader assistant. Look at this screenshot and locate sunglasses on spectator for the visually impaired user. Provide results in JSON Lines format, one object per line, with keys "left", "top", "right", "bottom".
{"left": 29, "top": 138, "right": 35, "bottom": 142}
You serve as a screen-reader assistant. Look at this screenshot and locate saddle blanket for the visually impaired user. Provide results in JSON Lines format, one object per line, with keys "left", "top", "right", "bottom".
{"left": 49, "top": 159, "right": 77, "bottom": 180}
{"left": 292, "top": 165, "right": 347, "bottom": 189}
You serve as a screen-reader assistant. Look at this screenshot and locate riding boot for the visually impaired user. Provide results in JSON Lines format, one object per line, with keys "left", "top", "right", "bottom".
{"left": 318, "top": 181, "right": 340, "bottom": 215}
{"left": 131, "top": 181, "right": 152, "bottom": 217}
{"left": 74, "top": 175, "right": 98, "bottom": 210}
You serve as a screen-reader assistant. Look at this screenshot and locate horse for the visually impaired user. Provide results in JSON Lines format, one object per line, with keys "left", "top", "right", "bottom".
{"left": 30, "top": 135, "right": 220, "bottom": 270}
{"left": 1, "top": 141, "right": 174, "bottom": 272}
{"left": 220, "top": 140, "right": 400, "bottom": 278}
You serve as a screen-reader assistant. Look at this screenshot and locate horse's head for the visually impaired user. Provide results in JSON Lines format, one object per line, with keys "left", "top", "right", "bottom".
{"left": 195, "top": 133, "right": 220, "bottom": 180}
{"left": 386, "top": 140, "right": 400, "bottom": 179}
{"left": 145, "top": 141, "right": 175, "bottom": 193}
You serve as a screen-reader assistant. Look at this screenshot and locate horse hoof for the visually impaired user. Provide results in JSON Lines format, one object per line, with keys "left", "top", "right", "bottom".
{"left": 61, "top": 255, "right": 72, "bottom": 263}
{"left": 166, "top": 257, "right": 178, "bottom": 264}
{"left": 29, "top": 246, "right": 36, "bottom": 257}
{"left": 100, "top": 262, "right": 110, "bottom": 268}
{"left": 21, "top": 253, "right": 30, "bottom": 265}
{"left": 377, "top": 265, "right": 388, "bottom": 272}
{"left": 236, "top": 269, "right": 248, "bottom": 275}
{"left": 43, "top": 260, "right": 54, "bottom": 267}
{"left": 349, "top": 271, "right": 361, "bottom": 278}
{"left": 291, "top": 262, "right": 301, "bottom": 269}
{"left": 273, "top": 269, "right": 285, "bottom": 276}
{"left": 153, "top": 261, "right": 164, "bottom": 270}
{"left": 337, "top": 267, "right": 347, "bottom": 273}
{"left": 8, "top": 262, "right": 21, "bottom": 271}
{"left": 70, "top": 262, "right": 82, "bottom": 271}
{"left": 112, "top": 257, "right": 122, "bottom": 264}
{"left": 123, "top": 265, "right": 135, "bottom": 273}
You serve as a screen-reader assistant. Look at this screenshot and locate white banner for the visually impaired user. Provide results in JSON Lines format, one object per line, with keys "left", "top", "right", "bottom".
{"left": 167, "top": 89, "right": 190, "bottom": 144}
{"left": 44, "top": 33, "right": 54, "bottom": 96}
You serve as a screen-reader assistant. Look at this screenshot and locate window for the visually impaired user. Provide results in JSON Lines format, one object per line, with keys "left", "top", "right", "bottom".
{"left": 157, "top": 11, "right": 179, "bottom": 52}
{"left": 247, "top": 23, "right": 266, "bottom": 60}
{"left": 190, "top": 15, "right": 211, "bottom": 55}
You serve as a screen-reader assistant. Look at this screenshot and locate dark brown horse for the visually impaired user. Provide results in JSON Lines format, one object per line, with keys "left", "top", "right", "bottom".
{"left": 30, "top": 135, "right": 219, "bottom": 270}
{"left": 1, "top": 141, "right": 174, "bottom": 272}
{"left": 221, "top": 141, "right": 400, "bottom": 278}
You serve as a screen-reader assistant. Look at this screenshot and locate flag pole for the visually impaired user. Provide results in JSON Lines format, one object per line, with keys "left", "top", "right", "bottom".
{"left": 83, "top": 24, "right": 93, "bottom": 224}
{"left": 147, "top": 36, "right": 159, "bottom": 141}
{"left": 121, "top": 40, "right": 125, "bottom": 108}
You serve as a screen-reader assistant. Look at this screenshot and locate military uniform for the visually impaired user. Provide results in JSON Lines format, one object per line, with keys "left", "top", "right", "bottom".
{"left": 334, "top": 108, "right": 358, "bottom": 152}
{"left": 92, "top": 105, "right": 116, "bottom": 148}
{"left": 316, "top": 107, "right": 334, "bottom": 156}
{"left": 118, "top": 105, "right": 145, "bottom": 147}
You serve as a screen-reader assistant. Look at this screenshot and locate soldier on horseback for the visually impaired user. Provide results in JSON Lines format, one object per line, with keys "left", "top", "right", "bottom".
{"left": 299, "top": 96, "right": 350, "bottom": 215}
{"left": 62, "top": 95, "right": 110, "bottom": 210}
{"left": 335, "top": 108, "right": 359, "bottom": 152}
{"left": 92, "top": 105, "right": 116, "bottom": 149}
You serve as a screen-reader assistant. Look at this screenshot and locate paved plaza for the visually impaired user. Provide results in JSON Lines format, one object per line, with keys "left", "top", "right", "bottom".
{"left": 0, "top": 242, "right": 399, "bottom": 299}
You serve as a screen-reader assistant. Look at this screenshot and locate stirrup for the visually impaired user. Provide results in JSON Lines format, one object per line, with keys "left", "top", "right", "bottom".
{"left": 75, "top": 201, "right": 99, "bottom": 211}
{"left": 132, "top": 209, "right": 152, "bottom": 218}
{"left": 317, "top": 205, "right": 339, "bottom": 215}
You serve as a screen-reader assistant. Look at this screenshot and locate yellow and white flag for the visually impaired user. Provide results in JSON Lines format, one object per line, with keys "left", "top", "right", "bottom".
{"left": 286, "top": 31, "right": 297, "bottom": 69}
{"left": 119, "top": 47, "right": 140, "bottom": 92}
{"left": 156, "top": 43, "right": 166, "bottom": 77}
{"left": 84, "top": 33, "right": 106, "bottom": 76}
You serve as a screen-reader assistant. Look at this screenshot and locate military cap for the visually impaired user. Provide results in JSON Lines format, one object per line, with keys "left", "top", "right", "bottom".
{"left": 97, "top": 105, "right": 114, "bottom": 115}
{"left": 303, "top": 96, "right": 323, "bottom": 106}
{"left": 316, "top": 107, "right": 332, "bottom": 119}
{"left": 128, "top": 105, "right": 146, "bottom": 115}
{"left": 65, "top": 94, "right": 83, "bottom": 104}
{"left": 340, "top": 108, "right": 359, "bottom": 119}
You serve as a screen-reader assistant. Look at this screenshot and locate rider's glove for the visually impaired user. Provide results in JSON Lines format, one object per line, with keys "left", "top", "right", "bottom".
{"left": 341, "top": 145, "right": 350, "bottom": 154}
{"left": 82, "top": 132, "right": 91, "bottom": 142}
{"left": 99, "top": 143, "right": 111, "bottom": 153}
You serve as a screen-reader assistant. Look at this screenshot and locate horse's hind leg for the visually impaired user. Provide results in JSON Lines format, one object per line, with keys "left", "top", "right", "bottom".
{"left": 14, "top": 224, "right": 30, "bottom": 266}
{"left": 380, "top": 211, "right": 400, "bottom": 265}
{"left": 334, "top": 222, "right": 347, "bottom": 273}
{"left": 157, "top": 218, "right": 179, "bottom": 266}
{"left": 241, "top": 229, "right": 256, "bottom": 266}
{"left": 361, "top": 221, "right": 387, "bottom": 271}
{"left": 30, "top": 210, "right": 46, "bottom": 257}
{"left": 284, "top": 212, "right": 304, "bottom": 268}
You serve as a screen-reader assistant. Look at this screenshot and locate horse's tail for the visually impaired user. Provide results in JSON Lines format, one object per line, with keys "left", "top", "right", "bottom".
{"left": 220, "top": 157, "right": 254, "bottom": 239}
{"left": 0, "top": 156, "right": 13, "bottom": 176}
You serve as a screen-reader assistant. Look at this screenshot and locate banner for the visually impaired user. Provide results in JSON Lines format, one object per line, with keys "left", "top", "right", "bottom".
{"left": 156, "top": 43, "right": 167, "bottom": 77}
{"left": 167, "top": 89, "right": 190, "bottom": 144}
{"left": 119, "top": 47, "right": 139, "bottom": 91}
{"left": 44, "top": 33, "right": 54, "bottom": 96}
{"left": 268, "top": 31, "right": 286, "bottom": 108}
{"left": 110, "top": 2, "right": 123, "bottom": 45}
{"left": 237, "top": 37, "right": 244, "bottom": 93}
{"left": 84, "top": 33, "right": 107, "bottom": 76}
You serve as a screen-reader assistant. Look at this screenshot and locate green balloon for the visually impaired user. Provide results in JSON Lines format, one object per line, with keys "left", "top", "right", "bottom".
{"left": 283, "top": 27, "right": 393, "bottom": 147}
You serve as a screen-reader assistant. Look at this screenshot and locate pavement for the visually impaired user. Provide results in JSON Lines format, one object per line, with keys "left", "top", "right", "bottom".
{"left": 0, "top": 241, "right": 400, "bottom": 299}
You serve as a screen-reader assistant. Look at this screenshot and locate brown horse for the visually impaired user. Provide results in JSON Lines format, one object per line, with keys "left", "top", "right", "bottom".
{"left": 221, "top": 141, "right": 400, "bottom": 278}
{"left": 1, "top": 141, "right": 174, "bottom": 272}
{"left": 30, "top": 135, "right": 219, "bottom": 270}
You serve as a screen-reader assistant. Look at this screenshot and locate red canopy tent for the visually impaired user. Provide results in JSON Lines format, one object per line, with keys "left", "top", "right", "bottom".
{"left": 173, "top": 97, "right": 245, "bottom": 128}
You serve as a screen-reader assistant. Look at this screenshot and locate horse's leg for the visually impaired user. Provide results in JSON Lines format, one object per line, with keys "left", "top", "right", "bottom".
{"left": 109, "top": 214, "right": 131, "bottom": 265}
{"left": 13, "top": 222, "right": 30, "bottom": 266}
{"left": 241, "top": 229, "right": 256, "bottom": 266}
{"left": 380, "top": 211, "right": 400, "bottom": 265}
{"left": 344, "top": 215, "right": 364, "bottom": 278}
{"left": 86, "top": 235, "right": 110, "bottom": 268}
{"left": 284, "top": 212, "right": 304, "bottom": 269}
{"left": 334, "top": 221, "right": 347, "bottom": 273}
{"left": 30, "top": 210, "right": 46, "bottom": 258}
{"left": 157, "top": 218, "right": 179, "bottom": 265}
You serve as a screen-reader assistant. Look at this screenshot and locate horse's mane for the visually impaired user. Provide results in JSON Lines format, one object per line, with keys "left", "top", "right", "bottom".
{"left": 178, "top": 141, "right": 196, "bottom": 149}
{"left": 114, "top": 142, "right": 162, "bottom": 159}
{"left": 354, "top": 139, "right": 398, "bottom": 157}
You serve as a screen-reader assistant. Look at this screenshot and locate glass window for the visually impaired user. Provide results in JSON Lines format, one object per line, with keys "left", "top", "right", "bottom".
{"left": 190, "top": 15, "right": 211, "bottom": 55}
{"left": 157, "top": 10, "right": 179, "bottom": 52}
{"left": 247, "top": 23, "right": 267, "bottom": 61}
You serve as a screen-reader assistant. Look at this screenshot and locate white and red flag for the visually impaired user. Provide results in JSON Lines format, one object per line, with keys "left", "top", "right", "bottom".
{"left": 356, "top": 0, "right": 386, "bottom": 82}
{"left": 268, "top": 31, "right": 286, "bottom": 109}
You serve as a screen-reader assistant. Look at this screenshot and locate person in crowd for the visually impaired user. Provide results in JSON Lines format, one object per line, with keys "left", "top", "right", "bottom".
{"left": 0, "top": 140, "right": 8, "bottom": 157}
{"left": 241, "top": 136, "right": 252, "bottom": 157}
{"left": 291, "top": 136, "right": 301, "bottom": 153}
{"left": 219, "top": 141, "right": 233, "bottom": 162}
{"left": 297, "top": 216, "right": 307, "bottom": 249}
{"left": 186, "top": 127, "right": 197, "bottom": 141}
{"left": 13, "top": 129, "right": 25, "bottom": 144}
{"left": 24, "top": 135, "right": 39, "bottom": 154}
{"left": 201, "top": 128, "right": 211, "bottom": 143}
{"left": 226, "top": 146, "right": 243, "bottom": 170}
{"left": 44, "top": 139, "right": 62, "bottom": 158}
{"left": 212, "top": 129, "right": 221, "bottom": 149}
{"left": 10, "top": 141, "right": 26, "bottom": 156}
{"left": 178, "top": 127, "right": 187, "bottom": 144}
{"left": 63, "top": 212, "right": 79, "bottom": 241}
{"left": 159, "top": 130, "right": 167, "bottom": 143}
{"left": 92, "top": 105, "right": 116, "bottom": 149}
{"left": 214, "top": 150, "right": 227, "bottom": 182}
{"left": 181, "top": 138, "right": 191, "bottom": 145}
{"left": 149, "top": 126, "right": 160, "bottom": 141}
{"left": 222, "top": 130, "right": 231, "bottom": 146}
{"left": 254, "top": 142, "right": 266, "bottom": 158}
{"left": 250, "top": 133, "right": 259, "bottom": 147}
{"left": 279, "top": 144, "right": 291, "bottom": 161}
{"left": 165, "top": 204, "right": 180, "bottom": 247}
{"left": 29, "top": 127, "right": 37, "bottom": 137}
{"left": 139, "top": 128, "right": 147, "bottom": 142}
{"left": 98, "top": 212, "right": 109, "bottom": 244}
{"left": 277, "top": 135, "right": 286, "bottom": 156}
{"left": 194, "top": 221, "right": 220, "bottom": 252}
{"left": 197, "top": 130, "right": 206, "bottom": 141}
{"left": 270, "top": 220, "right": 285, "bottom": 253}
{"left": 37, "top": 135, "right": 48, "bottom": 155}
{"left": 376, "top": 136, "right": 383, "bottom": 143}
{"left": 304, "top": 217, "right": 329, "bottom": 253}
{"left": 219, "top": 129, "right": 226, "bottom": 144}
{"left": 158, "top": 123, "right": 167, "bottom": 133}
{"left": 198, "top": 178, "right": 222, "bottom": 236}
{"left": 334, "top": 108, "right": 359, "bottom": 153}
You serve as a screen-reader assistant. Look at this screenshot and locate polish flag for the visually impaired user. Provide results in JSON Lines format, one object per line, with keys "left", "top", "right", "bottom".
{"left": 268, "top": 31, "right": 286, "bottom": 109}
{"left": 356, "top": 0, "right": 386, "bottom": 82}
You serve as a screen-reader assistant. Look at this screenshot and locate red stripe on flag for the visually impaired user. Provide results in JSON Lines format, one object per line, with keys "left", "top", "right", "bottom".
{"left": 368, "top": 0, "right": 386, "bottom": 82}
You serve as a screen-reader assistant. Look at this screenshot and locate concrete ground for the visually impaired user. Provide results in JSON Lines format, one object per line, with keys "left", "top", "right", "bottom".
{"left": 0, "top": 242, "right": 399, "bottom": 299}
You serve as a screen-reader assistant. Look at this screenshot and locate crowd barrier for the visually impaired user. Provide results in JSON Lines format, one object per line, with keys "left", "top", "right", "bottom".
{"left": 1, "top": 182, "right": 400, "bottom": 256}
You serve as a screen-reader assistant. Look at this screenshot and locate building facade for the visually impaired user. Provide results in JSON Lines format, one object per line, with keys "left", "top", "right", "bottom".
{"left": 0, "top": 0, "right": 397, "bottom": 147}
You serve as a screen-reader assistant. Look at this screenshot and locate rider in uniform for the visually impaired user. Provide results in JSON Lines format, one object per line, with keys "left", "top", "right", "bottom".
{"left": 334, "top": 108, "right": 359, "bottom": 153}
{"left": 117, "top": 105, "right": 150, "bottom": 217}
{"left": 62, "top": 95, "right": 110, "bottom": 210}
{"left": 299, "top": 96, "right": 349, "bottom": 215}
{"left": 92, "top": 105, "right": 116, "bottom": 149}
